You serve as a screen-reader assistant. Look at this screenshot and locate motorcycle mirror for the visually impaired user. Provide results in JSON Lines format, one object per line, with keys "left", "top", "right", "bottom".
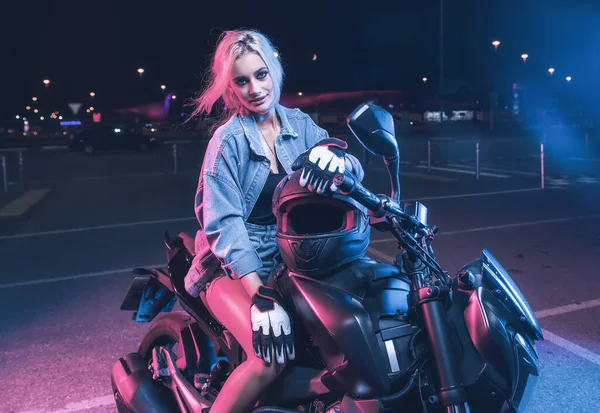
{"left": 346, "top": 103, "right": 401, "bottom": 202}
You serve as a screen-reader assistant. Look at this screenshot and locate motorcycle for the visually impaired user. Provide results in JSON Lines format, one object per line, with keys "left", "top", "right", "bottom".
{"left": 111, "top": 103, "right": 543, "bottom": 413}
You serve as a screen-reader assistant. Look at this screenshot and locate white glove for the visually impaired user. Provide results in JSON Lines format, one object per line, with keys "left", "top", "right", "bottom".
{"left": 293, "top": 138, "right": 348, "bottom": 194}
{"left": 250, "top": 286, "right": 295, "bottom": 364}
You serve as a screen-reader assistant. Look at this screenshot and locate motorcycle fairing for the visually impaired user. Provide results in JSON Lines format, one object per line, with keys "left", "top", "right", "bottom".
{"left": 480, "top": 249, "right": 543, "bottom": 341}
{"left": 120, "top": 273, "right": 177, "bottom": 323}
{"left": 459, "top": 287, "right": 540, "bottom": 412}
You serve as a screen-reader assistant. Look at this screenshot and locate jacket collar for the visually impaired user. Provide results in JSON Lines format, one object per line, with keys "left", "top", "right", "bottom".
{"left": 237, "top": 103, "right": 299, "bottom": 157}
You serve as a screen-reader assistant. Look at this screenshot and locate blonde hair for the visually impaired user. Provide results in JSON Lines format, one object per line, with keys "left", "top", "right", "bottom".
{"left": 187, "top": 29, "right": 284, "bottom": 122}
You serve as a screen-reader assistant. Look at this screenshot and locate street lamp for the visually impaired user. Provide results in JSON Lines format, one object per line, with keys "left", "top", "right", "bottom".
{"left": 492, "top": 40, "right": 500, "bottom": 50}
{"left": 566, "top": 76, "right": 572, "bottom": 82}
{"left": 137, "top": 68, "right": 145, "bottom": 78}
{"left": 43, "top": 79, "right": 50, "bottom": 87}
{"left": 548, "top": 68, "right": 555, "bottom": 76}
{"left": 422, "top": 77, "right": 428, "bottom": 84}
{"left": 521, "top": 54, "right": 529, "bottom": 63}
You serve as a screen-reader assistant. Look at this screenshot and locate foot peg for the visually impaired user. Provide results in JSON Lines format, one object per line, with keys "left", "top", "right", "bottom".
{"left": 151, "top": 346, "right": 213, "bottom": 411}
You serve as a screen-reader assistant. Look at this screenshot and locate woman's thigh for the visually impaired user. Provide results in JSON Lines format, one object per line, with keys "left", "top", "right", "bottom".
{"left": 203, "top": 275, "right": 254, "bottom": 355}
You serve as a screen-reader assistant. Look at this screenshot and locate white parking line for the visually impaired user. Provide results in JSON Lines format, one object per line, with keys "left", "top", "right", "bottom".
{"left": 535, "top": 298, "right": 600, "bottom": 319}
{"left": 16, "top": 395, "right": 115, "bottom": 413}
{"left": 541, "top": 329, "right": 600, "bottom": 366}
{"left": 0, "top": 216, "right": 196, "bottom": 240}
{"left": 369, "top": 213, "right": 600, "bottom": 245}
{"left": 415, "top": 165, "right": 511, "bottom": 178}
{"left": 446, "top": 163, "right": 541, "bottom": 177}
{"left": 402, "top": 186, "right": 562, "bottom": 202}
{"left": 0, "top": 264, "right": 165, "bottom": 289}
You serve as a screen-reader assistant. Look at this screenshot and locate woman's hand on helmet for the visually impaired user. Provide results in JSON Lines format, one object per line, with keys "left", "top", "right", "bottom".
{"left": 250, "top": 286, "right": 295, "bottom": 365}
{"left": 292, "top": 138, "right": 348, "bottom": 194}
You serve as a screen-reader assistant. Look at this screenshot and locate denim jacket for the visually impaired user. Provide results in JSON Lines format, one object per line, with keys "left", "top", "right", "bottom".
{"left": 191, "top": 103, "right": 364, "bottom": 283}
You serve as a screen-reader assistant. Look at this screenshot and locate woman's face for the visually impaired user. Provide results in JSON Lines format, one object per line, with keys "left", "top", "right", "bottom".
{"left": 230, "top": 52, "right": 275, "bottom": 115}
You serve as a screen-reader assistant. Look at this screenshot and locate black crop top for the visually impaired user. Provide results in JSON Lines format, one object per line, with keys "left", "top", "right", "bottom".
{"left": 247, "top": 169, "right": 286, "bottom": 225}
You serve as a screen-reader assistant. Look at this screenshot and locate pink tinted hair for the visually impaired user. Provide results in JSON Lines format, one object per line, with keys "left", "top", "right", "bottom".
{"left": 187, "top": 29, "right": 284, "bottom": 121}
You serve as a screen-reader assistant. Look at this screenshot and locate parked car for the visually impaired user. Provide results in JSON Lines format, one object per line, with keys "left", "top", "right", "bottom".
{"left": 69, "top": 125, "right": 157, "bottom": 154}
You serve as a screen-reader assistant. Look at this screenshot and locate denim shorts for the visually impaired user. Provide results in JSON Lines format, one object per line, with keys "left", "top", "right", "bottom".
{"left": 245, "top": 222, "right": 283, "bottom": 284}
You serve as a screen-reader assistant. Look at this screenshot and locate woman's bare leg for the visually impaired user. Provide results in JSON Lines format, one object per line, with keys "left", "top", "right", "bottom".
{"left": 204, "top": 276, "right": 285, "bottom": 413}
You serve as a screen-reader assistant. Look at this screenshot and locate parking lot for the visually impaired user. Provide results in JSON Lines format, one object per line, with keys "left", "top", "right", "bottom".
{"left": 1, "top": 137, "right": 599, "bottom": 412}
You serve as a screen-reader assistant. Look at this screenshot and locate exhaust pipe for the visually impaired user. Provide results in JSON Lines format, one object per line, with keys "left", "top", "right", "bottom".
{"left": 111, "top": 352, "right": 174, "bottom": 413}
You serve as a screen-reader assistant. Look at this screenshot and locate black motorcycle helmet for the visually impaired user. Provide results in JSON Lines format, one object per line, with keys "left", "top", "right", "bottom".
{"left": 272, "top": 170, "right": 371, "bottom": 276}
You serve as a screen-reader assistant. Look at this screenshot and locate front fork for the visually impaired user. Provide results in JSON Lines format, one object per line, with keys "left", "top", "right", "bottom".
{"left": 403, "top": 252, "right": 470, "bottom": 413}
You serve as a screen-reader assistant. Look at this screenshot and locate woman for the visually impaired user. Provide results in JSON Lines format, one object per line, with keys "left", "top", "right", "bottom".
{"left": 184, "top": 29, "right": 364, "bottom": 413}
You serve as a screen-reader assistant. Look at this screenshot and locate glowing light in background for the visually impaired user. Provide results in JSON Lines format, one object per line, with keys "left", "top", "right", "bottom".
{"left": 43, "top": 79, "right": 50, "bottom": 87}
{"left": 548, "top": 68, "right": 555, "bottom": 75}
{"left": 160, "top": 85, "right": 166, "bottom": 90}
{"left": 422, "top": 77, "right": 428, "bottom": 83}
{"left": 33, "top": 109, "right": 39, "bottom": 114}
{"left": 171, "top": 95, "right": 176, "bottom": 100}
{"left": 137, "top": 68, "right": 145, "bottom": 78}
{"left": 25, "top": 106, "right": 31, "bottom": 110}
{"left": 312, "top": 54, "right": 318, "bottom": 61}
{"left": 566, "top": 76, "right": 572, "bottom": 82}
{"left": 60, "top": 120, "right": 81, "bottom": 126}
{"left": 492, "top": 40, "right": 500, "bottom": 50}
{"left": 32, "top": 97, "right": 38, "bottom": 102}
{"left": 297, "top": 92, "right": 303, "bottom": 96}
{"left": 15, "top": 115, "right": 20, "bottom": 119}
{"left": 521, "top": 54, "right": 529, "bottom": 63}
{"left": 90, "top": 92, "right": 96, "bottom": 97}
{"left": 273, "top": 51, "right": 279, "bottom": 58}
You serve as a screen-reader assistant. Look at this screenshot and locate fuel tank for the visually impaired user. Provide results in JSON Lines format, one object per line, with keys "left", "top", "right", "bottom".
{"left": 274, "top": 257, "right": 414, "bottom": 398}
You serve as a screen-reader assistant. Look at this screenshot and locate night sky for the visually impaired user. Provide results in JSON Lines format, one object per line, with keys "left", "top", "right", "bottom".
{"left": 2, "top": 0, "right": 599, "bottom": 119}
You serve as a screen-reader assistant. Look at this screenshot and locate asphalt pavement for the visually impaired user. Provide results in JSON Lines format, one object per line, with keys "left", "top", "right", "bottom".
{"left": 1, "top": 139, "right": 600, "bottom": 413}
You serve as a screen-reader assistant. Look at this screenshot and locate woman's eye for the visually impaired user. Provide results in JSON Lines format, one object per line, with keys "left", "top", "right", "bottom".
{"left": 256, "top": 71, "right": 268, "bottom": 80}
{"left": 235, "top": 79, "right": 248, "bottom": 86}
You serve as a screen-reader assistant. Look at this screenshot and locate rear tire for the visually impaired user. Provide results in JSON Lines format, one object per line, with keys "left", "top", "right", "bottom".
{"left": 138, "top": 311, "right": 196, "bottom": 363}
{"left": 134, "top": 312, "right": 200, "bottom": 411}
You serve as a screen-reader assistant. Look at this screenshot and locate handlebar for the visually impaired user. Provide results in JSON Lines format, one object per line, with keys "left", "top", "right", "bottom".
{"left": 334, "top": 170, "right": 445, "bottom": 281}
{"left": 334, "top": 171, "right": 415, "bottom": 226}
